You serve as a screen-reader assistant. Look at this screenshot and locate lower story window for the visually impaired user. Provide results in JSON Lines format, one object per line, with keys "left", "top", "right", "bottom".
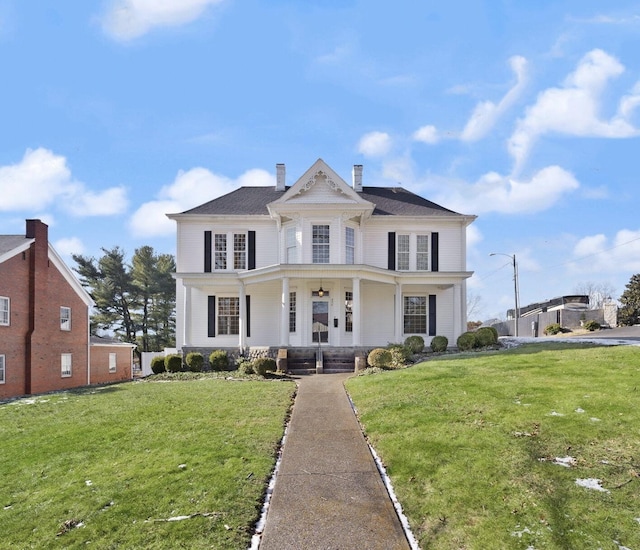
{"left": 61, "top": 353, "right": 72, "bottom": 377}
{"left": 218, "top": 297, "right": 240, "bottom": 335}
{"left": 404, "top": 296, "right": 427, "bottom": 334}
{"left": 345, "top": 291, "right": 353, "bottom": 332}
{"left": 0, "top": 354, "right": 5, "bottom": 384}
{"left": 109, "top": 353, "right": 117, "bottom": 373}
{"left": 289, "top": 292, "right": 296, "bottom": 333}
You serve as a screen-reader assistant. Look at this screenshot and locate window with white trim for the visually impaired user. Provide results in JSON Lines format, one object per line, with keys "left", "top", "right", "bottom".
{"left": 0, "top": 355, "right": 5, "bottom": 384}
{"left": 214, "top": 234, "right": 227, "bottom": 269}
{"left": 345, "top": 227, "right": 355, "bottom": 264}
{"left": 397, "top": 234, "right": 410, "bottom": 270}
{"left": 286, "top": 227, "right": 298, "bottom": 263}
{"left": 218, "top": 297, "right": 239, "bottom": 335}
{"left": 312, "top": 225, "right": 330, "bottom": 264}
{"left": 417, "top": 235, "right": 430, "bottom": 270}
{"left": 0, "top": 297, "right": 9, "bottom": 326}
{"left": 233, "top": 233, "right": 246, "bottom": 270}
{"left": 109, "top": 353, "right": 117, "bottom": 373}
{"left": 289, "top": 292, "right": 296, "bottom": 333}
{"left": 60, "top": 307, "right": 71, "bottom": 331}
{"left": 345, "top": 291, "right": 353, "bottom": 332}
{"left": 61, "top": 353, "right": 72, "bottom": 377}
{"left": 404, "top": 296, "right": 427, "bottom": 334}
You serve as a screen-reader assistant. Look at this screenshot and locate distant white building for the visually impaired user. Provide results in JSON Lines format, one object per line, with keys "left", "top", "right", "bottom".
{"left": 168, "top": 159, "right": 476, "bottom": 359}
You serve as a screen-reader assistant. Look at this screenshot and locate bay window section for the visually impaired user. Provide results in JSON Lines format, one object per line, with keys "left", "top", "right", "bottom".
{"left": 312, "top": 225, "right": 330, "bottom": 264}
{"left": 345, "top": 227, "right": 355, "bottom": 264}
{"left": 404, "top": 296, "right": 427, "bottom": 334}
{"left": 289, "top": 292, "right": 296, "bottom": 332}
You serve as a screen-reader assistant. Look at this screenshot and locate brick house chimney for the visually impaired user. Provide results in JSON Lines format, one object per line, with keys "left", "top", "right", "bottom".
{"left": 352, "top": 164, "right": 363, "bottom": 193}
{"left": 276, "top": 163, "right": 286, "bottom": 191}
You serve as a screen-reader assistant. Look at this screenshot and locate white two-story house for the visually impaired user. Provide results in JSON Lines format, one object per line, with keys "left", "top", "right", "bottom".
{"left": 168, "top": 159, "right": 475, "bottom": 366}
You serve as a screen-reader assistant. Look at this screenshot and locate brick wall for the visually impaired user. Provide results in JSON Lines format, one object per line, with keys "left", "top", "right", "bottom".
{"left": 90, "top": 345, "right": 133, "bottom": 385}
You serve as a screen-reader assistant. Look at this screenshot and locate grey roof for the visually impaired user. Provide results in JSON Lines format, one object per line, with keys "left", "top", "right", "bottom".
{"left": 180, "top": 186, "right": 463, "bottom": 217}
{"left": 0, "top": 235, "right": 30, "bottom": 257}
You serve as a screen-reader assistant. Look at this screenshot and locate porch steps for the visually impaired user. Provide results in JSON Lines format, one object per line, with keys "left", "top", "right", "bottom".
{"left": 286, "top": 348, "right": 317, "bottom": 375}
{"left": 283, "top": 348, "right": 357, "bottom": 374}
{"left": 320, "top": 349, "right": 356, "bottom": 373}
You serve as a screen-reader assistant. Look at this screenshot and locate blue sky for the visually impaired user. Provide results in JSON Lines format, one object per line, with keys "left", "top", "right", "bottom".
{"left": 1, "top": 0, "right": 640, "bottom": 321}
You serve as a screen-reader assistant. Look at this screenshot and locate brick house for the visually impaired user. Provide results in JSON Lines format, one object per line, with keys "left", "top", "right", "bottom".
{"left": 89, "top": 336, "right": 136, "bottom": 384}
{"left": 0, "top": 219, "right": 93, "bottom": 398}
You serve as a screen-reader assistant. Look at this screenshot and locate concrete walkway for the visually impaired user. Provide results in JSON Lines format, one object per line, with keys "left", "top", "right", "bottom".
{"left": 259, "top": 373, "right": 410, "bottom": 550}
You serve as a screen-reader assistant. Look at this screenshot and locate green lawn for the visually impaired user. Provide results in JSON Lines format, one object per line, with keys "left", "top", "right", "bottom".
{"left": 346, "top": 343, "right": 640, "bottom": 550}
{"left": 0, "top": 378, "right": 295, "bottom": 549}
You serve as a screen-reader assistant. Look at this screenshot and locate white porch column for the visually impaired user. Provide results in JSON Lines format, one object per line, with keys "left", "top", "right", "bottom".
{"left": 352, "top": 277, "right": 361, "bottom": 346}
{"left": 239, "top": 282, "right": 246, "bottom": 349}
{"left": 183, "top": 284, "right": 192, "bottom": 347}
{"left": 395, "top": 282, "right": 403, "bottom": 342}
{"left": 454, "top": 282, "right": 464, "bottom": 338}
{"left": 280, "top": 277, "right": 290, "bottom": 347}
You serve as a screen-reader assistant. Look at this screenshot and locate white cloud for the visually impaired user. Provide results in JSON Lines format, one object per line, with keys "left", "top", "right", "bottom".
{"left": 129, "top": 166, "right": 274, "bottom": 237}
{"left": 432, "top": 165, "right": 579, "bottom": 215}
{"left": 571, "top": 229, "right": 640, "bottom": 273}
{"left": 357, "top": 131, "right": 392, "bottom": 157}
{"left": 508, "top": 49, "right": 640, "bottom": 173}
{"left": 466, "top": 224, "right": 482, "bottom": 249}
{"left": 101, "top": 0, "right": 226, "bottom": 41}
{"left": 412, "top": 125, "right": 439, "bottom": 144}
{"left": 461, "top": 56, "right": 528, "bottom": 142}
{"left": 54, "top": 237, "right": 85, "bottom": 257}
{"left": 0, "top": 148, "right": 128, "bottom": 217}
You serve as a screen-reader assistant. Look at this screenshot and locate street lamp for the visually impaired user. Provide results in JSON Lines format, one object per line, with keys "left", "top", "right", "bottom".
{"left": 490, "top": 253, "right": 520, "bottom": 336}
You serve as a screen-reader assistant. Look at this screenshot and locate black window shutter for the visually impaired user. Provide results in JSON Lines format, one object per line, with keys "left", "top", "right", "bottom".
{"left": 248, "top": 231, "right": 256, "bottom": 270}
{"left": 428, "top": 295, "right": 437, "bottom": 336}
{"left": 207, "top": 296, "right": 216, "bottom": 337}
{"left": 388, "top": 232, "right": 396, "bottom": 270}
{"left": 204, "top": 231, "right": 212, "bottom": 273}
{"left": 246, "top": 295, "right": 251, "bottom": 338}
{"left": 431, "top": 232, "right": 439, "bottom": 272}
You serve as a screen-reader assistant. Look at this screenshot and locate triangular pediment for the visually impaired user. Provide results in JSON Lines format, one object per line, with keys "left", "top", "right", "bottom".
{"left": 267, "top": 159, "right": 375, "bottom": 221}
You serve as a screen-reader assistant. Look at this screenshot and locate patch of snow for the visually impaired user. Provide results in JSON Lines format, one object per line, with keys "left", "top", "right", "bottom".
{"left": 590, "top": 417, "right": 601, "bottom": 422}
{"left": 575, "top": 408, "right": 585, "bottom": 413}
{"left": 635, "top": 518, "right": 640, "bottom": 524}
{"left": 511, "top": 526, "right": 532, "bottom": 538}
{"left": 85, "top": 480, "right": 93, "bottom": 486}
{"left": 549, "top": 411, "right": 565, "bottom": 416}
{"left": 178, "top": 464, "right": 187, "bottom": 470}
{"left": 553, "top": 456, "right": 576, "bottom": 468}
{"left": 614, "top": 541, "right": 632, "bottom": 550}
{"left": 575, "top": 478, "right": 609, "bottom": 492}
{"left": 167, "top": 515, "right": 190, "bottom": 522}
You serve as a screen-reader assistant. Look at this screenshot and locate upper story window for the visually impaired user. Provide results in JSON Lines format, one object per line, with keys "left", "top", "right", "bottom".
{"left": 345, "top": 227, "right": 355, "bottom": 264}
{"left": 234, "top": 234, "right": 246, "bottom": 270}
{"left": 397, "top": 234, "right": 430, "bottom": 271}
{"left": 213, "top": 233, "right": 247, "bottom": 270}
{"left": 286, "top": 227, "right": 298, "bottom": 263}
{"left": 312, "top": 225, "right": 330, "bottom": 264}
{"left": 0, "top": 297, "right": 9, "bottom": 326}
{"left": 60, "top": 307, "right": 71, "bottom": 331}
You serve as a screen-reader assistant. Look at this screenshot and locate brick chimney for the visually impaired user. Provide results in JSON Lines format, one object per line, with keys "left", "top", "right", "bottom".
{"left": 276, "top": 163, "right": 286, "bottom": 191}
{"left": 352, "top": 164, "right": 363, "bottom": 193}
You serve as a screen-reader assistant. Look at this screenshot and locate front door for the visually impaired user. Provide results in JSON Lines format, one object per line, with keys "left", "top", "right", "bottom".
{"left": 312, "top": 300, "right": 329, "bottom": 344}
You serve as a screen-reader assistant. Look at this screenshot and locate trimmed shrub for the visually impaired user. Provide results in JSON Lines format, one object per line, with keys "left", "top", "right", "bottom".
{"left": 209, "top": 350, "right": 229, "bottom": 371}
{"left": 367, "top": 348, "right": 392, "bottom": 368}
{"left": 430, "top": 335, "right": 448, "bottom": 352}
{"left": 185, "top": 352, "right": 204, "bottom": 372}
{"left": 544, "top": 323, "right": 563, "bottom": 335}
{"left": 457, "top": 331, "right": 479, "bottom": 351}
{"left": 150, "top": 355, "right": 166, "bottom": 374}
{"left": 253, "top": 357, "right": 276, "bottom": 376}
{"left": 404, "top": 335, "right": 425, "bottom": 354}
{"left": 476, "top": 326, "right": 498, "bottom": 347}
{"left": 236, "top": 359, "right": 254, "bottom": 375}
{"left": 165, "top": 354, "right": 183, "bottom": 373}
{"left": 584, "top": 320, "right": 601, "bottom": 332}
{"left": 387, "top": 344, "right": 412, "bottom": 368}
